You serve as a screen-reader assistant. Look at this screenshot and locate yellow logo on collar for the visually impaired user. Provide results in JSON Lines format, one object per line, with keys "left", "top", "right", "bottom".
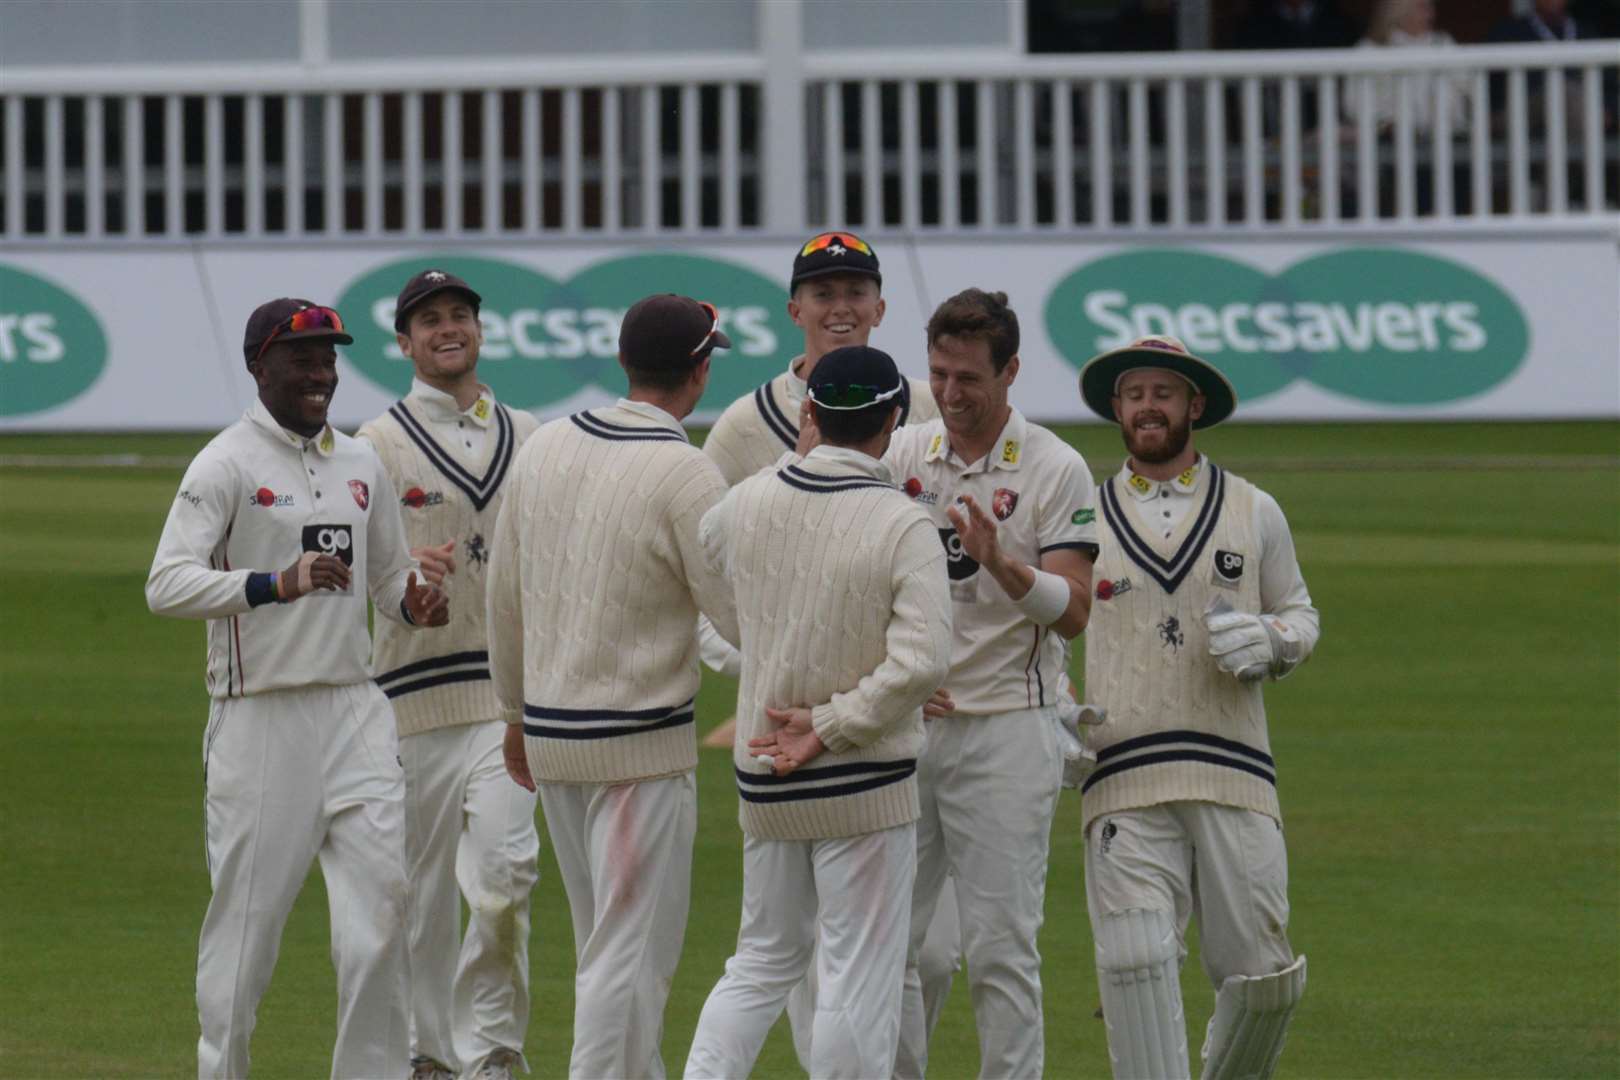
{"left": 473, "top": 398, "right": 490, "bottom": 421}
{"left": 928, "top": 434, "right": 943, "bottom": 458}
{"left": 1177, "top": 466, "right": 1197, "bottom": 487}
{"left": 1001, "top": 440, "right": 1020, "bottom": 465}
{"left": 320, "top": 430, "right": 334, "bottom": 453}
{"left": 1128, "top": 473, "right": 1152, "bottom": 494}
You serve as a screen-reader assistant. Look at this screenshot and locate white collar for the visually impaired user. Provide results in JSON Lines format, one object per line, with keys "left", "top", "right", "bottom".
{"left": 804, "top": 443, "right": 894, "bottom": 485}
{"left": 923, "top": 407, "right": 1028, "bottom": 473}
{"left": 1119, "top": 454, "right": 1207, "bottom": 501}
{"left": 615, "top": 397, "right": 689, "bottom": 439}
{"left": 248, "top": 398, "right": 336, "bottom": 456}
{"left": 784, "top": 355, "right": 810, "bottom": 404}
{"left": 409, "top": 378, "right": 494, "bottom": 427}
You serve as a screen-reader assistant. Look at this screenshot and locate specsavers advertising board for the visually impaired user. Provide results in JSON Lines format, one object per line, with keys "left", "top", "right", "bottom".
{"left": 2, "top": 234, "right": 1615, "bottom": 429}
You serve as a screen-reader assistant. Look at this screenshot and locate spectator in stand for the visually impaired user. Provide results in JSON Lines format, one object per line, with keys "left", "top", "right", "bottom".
{"left": 1343, "top": 0, "right": 1472, "bottom": 135}
{"left": 1230, "top": 0, "right": 1360, "bottom": 50}
{"left": 1487, "top": 0, "right": 1587, "bottom": 45}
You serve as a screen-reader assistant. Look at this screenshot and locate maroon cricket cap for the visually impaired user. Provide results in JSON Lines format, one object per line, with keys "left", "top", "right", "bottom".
{"left": 618, "top": 294, "right": 732, "bottom": 373}
{"left": 394, "top": 268, "right": 482, "bottom": 333}
{"left": 242, "top": 298, "right": 353, "bottom": 367}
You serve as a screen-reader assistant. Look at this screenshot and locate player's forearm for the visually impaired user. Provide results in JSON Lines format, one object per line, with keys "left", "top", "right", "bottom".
{"left": 484, "top": 546, "right": 525, "bottom": 724}
{"left": 698, "top": 614, "right": 742, "bottom": 678}
{"left": 983, "top": 548, "right": 1035, "bottom": 604}
{"left": 145, "top": 561, "right": 257, "bottom": 620}
{"left": 813, "top": 566, "right": 953, "bottom": 753}
{"left": 370, "top": 568, "right": 416, "bottom": 627}
{"left": 993, "top": 552, "right": 1091, "bottom": 638}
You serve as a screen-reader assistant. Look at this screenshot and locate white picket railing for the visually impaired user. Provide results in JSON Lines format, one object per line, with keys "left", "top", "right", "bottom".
{"left": 1, "top": 40, "right": 1614, "bottom": 243}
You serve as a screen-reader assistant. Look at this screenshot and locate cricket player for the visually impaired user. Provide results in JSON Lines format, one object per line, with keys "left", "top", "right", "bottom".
{"left": 487, "top": 293, "right": 741, "bottom": 1080}
{"left": 884, "top": 288, "right": 1099, "bottom": 1079}
{"left": 701, "top": 231, "right": 962, "bottom": 1062}
{"left": 684, "top": 345, "right": 953, "bottom": 1080}
{"left": 146, "top": 298, "right": 449, "bottom": 1079}
{"left": 356, "top": 269, "right": 540, "bottom": 1080}
{"left": 1076, "top": 336, "right": 1318, "bottom": 1080}
{"left": 702, "top": 229, "right": 937, "bottom": 487}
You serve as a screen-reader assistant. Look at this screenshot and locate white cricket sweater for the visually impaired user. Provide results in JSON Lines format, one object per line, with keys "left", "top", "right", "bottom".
{"left": 701, "top": 445, "right": 953, "bottom": 841}
{"left": 486, "top": 398, "right": 741, "bottom": 785}
{"left": 704, "top": 355, "right": 938, "bottom": 485}
{"left": 147, "top": 399, "right": 423, "bottom": 698}
{"left": 357, "top": 384, "right": 538, "bottom": 738}
{"left": 1081, "top": 463, "right": 1319, "bottom": 831}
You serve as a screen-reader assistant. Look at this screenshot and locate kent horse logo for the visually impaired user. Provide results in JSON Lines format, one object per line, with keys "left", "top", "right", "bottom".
{"left": 992, "top": 488, "right": 1019, "bottom": 520}
{"left": 1157, "top": 616, "right": 1185, "bottom": 650}
{"left": 348, "top": 480, "right": 369, "bottom": 510}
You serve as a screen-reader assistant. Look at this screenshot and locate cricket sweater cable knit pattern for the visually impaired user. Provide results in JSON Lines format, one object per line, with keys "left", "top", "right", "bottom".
{"left": 486, "top": 400, "right": 740, "bottom": 785}
{"left": 357, "top": 395, "right": 538, "bottom": 738}
{"left": 703, "top": 356, "right": 938, "bottom": 485}
{"left": 702, "top": 446, "right": 953, "bottom": 841}
{"left": 1082, "top": 466, "right": 1286, "bottom": 829}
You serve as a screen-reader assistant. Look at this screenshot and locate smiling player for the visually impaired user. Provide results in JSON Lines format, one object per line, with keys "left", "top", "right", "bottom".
{"left": 147, "top": 297, "right": 448, "bottom": 1079}
{"left": 356, "top": 269, "right": 541, "bottom": 1080}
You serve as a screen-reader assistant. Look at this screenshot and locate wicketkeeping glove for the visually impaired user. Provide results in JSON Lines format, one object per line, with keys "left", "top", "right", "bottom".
{"left": 1203, "top": 596, "right": 1303, "bottom": 682}
{"left": 1056, "top": 700, "right": 1106, "bottom": 789}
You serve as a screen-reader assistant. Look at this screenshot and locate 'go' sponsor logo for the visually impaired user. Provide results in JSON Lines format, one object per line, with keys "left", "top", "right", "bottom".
{"left": 0, "top": 264, "right": 108, "bottom": 417}
{"left": 302, "top": 524, "right": 354, "bottom": 565}
{"left": 333, "top": 254, "right": 793, "bottom": 412}
{"left": 1045, "top": 248, "right": 1529, "bottom": 405}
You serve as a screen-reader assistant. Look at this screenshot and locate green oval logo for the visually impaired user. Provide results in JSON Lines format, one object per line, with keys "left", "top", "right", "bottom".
{"left": 1045, "top": 247, "right": 1530, "bottom": 406}
{"left": 0, "top": 264, "right": 108, "bottom": 417}
{"left": 332, "top": 253, "right": 793, "bottom": 412}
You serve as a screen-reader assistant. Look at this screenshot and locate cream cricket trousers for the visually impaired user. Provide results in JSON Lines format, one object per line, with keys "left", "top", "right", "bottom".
{"left": 896, "top": 707, "right": 1064, "bottom": 1080}
{"left": 197, "top": 683, "right": 409, "bottom": 1080}
{"left": 786, "top": 878, "right": 962, "bottom": 1070}
{"left": 686, "top": 823, "right": 917, "bottom": 1080}
{"left": 1083, "top": 802, "right": 1293, "bottom": 991}
{"left": 401, "top": 719, "right": 540, "bottom": 1074}
{"left": 539, "top": 771, "right": 697, "bottom": 1080}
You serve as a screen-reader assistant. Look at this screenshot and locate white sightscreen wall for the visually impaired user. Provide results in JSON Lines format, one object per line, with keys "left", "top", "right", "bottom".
{"left": 802, "top": 0, "right": 1011, "bottom": 48}
{"left": 0, "top": 0, "right": 300, "bottom": 66}
{"left": 329, "top": 0, "right": 758, "bottom": 58}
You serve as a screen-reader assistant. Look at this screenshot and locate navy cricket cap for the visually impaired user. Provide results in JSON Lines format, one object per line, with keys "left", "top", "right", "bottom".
{"left": 618, "top": 294, "right": 732, "bottom": 373}
{"left": 806, "top": 346, "right": 904, "bottom": 412}
{"left": 394, "top": 268, "right": 482, "bottom": 333}
{"left": 790, "top": 231, "right": 882, "bottom": 293}
{"left": 242, "top": 298, "right": 352, "bottom": 367}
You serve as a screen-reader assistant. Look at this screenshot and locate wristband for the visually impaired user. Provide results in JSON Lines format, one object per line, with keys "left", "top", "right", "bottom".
{"left": 244, "top": 572, "right": 278, "bottom": 608}
{"left": 1013, "top": 567, "right": 1071, "bottom": 627}
{"left": 272, "top": 571, "right": 284, "bottom": 602}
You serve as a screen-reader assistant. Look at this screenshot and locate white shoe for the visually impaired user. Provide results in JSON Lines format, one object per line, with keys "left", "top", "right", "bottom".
{"left": 409, "top": 1055, "right": 455, "bottom": 1080}
{"left": 468, "top": 1047, "right": 523, "bottom": 1080}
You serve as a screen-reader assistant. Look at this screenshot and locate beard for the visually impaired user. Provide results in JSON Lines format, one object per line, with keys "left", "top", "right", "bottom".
{"left": 1123, "top": 410, "right": 1193, "bottom": 464}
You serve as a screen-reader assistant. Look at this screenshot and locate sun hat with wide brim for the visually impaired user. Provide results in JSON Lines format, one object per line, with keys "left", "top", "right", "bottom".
{"left": 1078, "top": 335, "right": 1237, "bottom": 430}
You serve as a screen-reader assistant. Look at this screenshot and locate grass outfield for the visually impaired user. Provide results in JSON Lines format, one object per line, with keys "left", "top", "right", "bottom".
{"left": 1, "top": 421, "right": 1616, "bottom": 1078}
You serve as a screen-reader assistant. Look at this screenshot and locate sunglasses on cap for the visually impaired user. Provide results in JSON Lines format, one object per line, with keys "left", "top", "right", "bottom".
{"left": 689, "top": 300, "right": 722, "bottom": 357}
{"left": 256, "top": 306, "right": 346, "bottom": 362}
{"left": 799, "top": 232, "right": 873, "bottom": 257}
{"left": 808, "top": 380, "right": 904, "bottom": 411}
